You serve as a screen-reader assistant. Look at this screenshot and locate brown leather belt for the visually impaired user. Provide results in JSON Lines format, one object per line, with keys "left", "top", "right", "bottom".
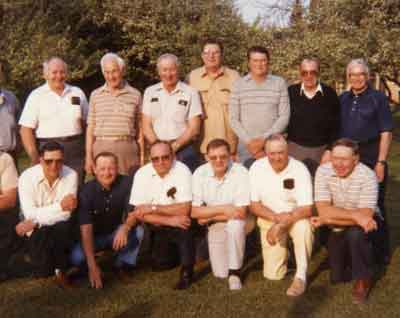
{"left": 96, "top": 135, "right": 133, "bottom": 141}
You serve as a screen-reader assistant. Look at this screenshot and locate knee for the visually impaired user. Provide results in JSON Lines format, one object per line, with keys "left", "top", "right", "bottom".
{"left": 135, "top": 225, "right": 145, "bottom": 241}
{"left": 70, "top": 243, "right": 85, "bottom": 266}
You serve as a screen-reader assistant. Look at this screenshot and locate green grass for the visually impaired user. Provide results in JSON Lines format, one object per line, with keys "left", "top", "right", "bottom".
{"left": 2, "top": 115, "right": 400, "bottom": 318}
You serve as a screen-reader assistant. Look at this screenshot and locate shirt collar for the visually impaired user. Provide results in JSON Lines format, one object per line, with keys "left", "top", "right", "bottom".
{"left": 349, "top": 85, "right": 371, "bottom": 98}
{"left": 200, "top": 66, "right": 226, "bottom": 78}
{"left": 157, "top": 81, "right": 184, "bottom": 95}
{"left": 100, "top": 81, "right": 129, "bottom": 94}
{"left": 204, "top": 161, "right": 234, "bottom": 179}
{"left": 244, "top": 73, "right": 269, "bottom": 83}
{"left": 43, "top": 82, "right": 71, "bottom": 96}
{"left": 35, "top": 164, "right": 67, "bottom": 189}
{"left": 94, "top": 174, "right": 122, "bottom": 192}
{"left": 150, "top": 160, "right": 177, "bottom": 178}
{"left": 300, "top": 83, "right": 323, "bottom": 97}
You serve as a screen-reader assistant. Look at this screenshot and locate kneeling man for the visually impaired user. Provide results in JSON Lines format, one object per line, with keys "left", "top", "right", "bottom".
{"left": 312, "top": 138, "right": 378, "bottom": 304}
{"left": 70, "top": 152, "right": 144, "bottom": 289}
{"left": 191, "top": 139, "right": 249, "bottom": 290}
{"left": 249, "top": 134, "right": 313, "bottom": 296}
{"left": 129, "top": 140, "right": 195, "bottom": 290}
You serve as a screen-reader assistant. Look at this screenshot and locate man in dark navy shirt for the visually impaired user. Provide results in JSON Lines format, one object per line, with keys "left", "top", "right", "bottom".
{"left": 287, "top": 58, "right": 340, "bottom": 176}
{"left": 338, "top": 58, "right": 393, "bottom": 264}
{"left": 70, "top": 152, "right": 144, "bottom": 288}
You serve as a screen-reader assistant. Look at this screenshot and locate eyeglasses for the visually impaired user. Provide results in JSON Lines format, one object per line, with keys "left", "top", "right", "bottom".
{"left": 349, "top": 72, "right": 366, "bottom": 78}
{"left": 203, "top": 51, "right": 221, "bottom": 56}
{"left": 300, "top": 70, "right": 318, "bottom": 77}
{"left": 151, "top": 155, "right": 171, "bottom": 163}
{"left": 43, "top": 159, "right": 63, "bottom": 166}
{"left": 208, "top": 154, "right": 229, "bottom": 161}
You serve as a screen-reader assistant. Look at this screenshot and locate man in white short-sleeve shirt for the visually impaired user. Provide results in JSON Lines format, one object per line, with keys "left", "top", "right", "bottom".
{"left": 19, "top": 57, "right": 88, "bottom": 180}
{"left": 192, "top": 138, "right": 249, "bottom": 290}
{"left": 249, "top": 134, "right": 313, "bottom": 297}
{"left": 128, "top": 140, "right": 195, "bottom": 290}
{"left": 142, "top": 53, "right": 202, "bottom": 172}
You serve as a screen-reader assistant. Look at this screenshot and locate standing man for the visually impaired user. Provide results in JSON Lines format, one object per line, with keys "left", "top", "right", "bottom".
{"left": 338, "top": 58, "right": 393, "bottom": 264}
{"left": 85, "top": 53, "right": 143, "bottom": 176}
{"left": 19, "top": 57, "right": 88, "bottom": 180}
{"left": 188, "top": 39, "right": 240, "bottom": 159}
{"left": 16, "top": 142, "right": 78, "bottom": 286}
{"left": 142, "top": 54, "right": 202, "bottom": 172}
{"left": 70, "top": 152, "right": 144, "bottom": 289}
{"left": 129, "top": 141, "right": 195, "bottom": 290}
{"left": 229, "top": 46, "right": 290, "bottom": 168}
{"left": 287, "top": 58, "right": 340, "bottom": 175}
{"left": 249, "top": 134, "right": 313, "bottom": 297}
{"left": 312, "top": 138, "right": 378, "bottom": 304}
{"left": 0, "top": 87, "right": 20, "bottom": 162}
{"left": 191, "top": 139, "right": 249, "bottom": 290}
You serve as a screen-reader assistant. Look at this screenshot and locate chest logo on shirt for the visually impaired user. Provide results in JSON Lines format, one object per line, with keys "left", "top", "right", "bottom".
{"left": 71, "top": 96, "right": 81, "bottom": 105}
{"left": 151, "top": 97, "right": 159, "bottom": 103}
{"left": 283, "top": 178, "right": 295, "bottom": 190}
{"left": 178, "top": 99, "right": 188, "bottom": 107}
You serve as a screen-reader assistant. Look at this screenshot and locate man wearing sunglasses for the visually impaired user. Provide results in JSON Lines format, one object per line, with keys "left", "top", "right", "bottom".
{"left": 287, "top": 58, "right": 340, "bottom": 176}
{"left": 16, "top": 141, "right": 78, "bottom": 287}
{"left": 128, "top": 140, "right": 195, "bottom": 290}
{"left": 191, "top": 138, "right": 249, "bottom": 290}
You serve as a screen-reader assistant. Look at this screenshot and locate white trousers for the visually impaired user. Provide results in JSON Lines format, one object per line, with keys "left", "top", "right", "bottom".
{"left": 208, "top": 219, "right": 246, "bottom": 278}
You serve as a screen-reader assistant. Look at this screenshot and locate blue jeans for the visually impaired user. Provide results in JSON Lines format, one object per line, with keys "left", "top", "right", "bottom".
{"left": 70, "top": 225, "right": 144, "bottom": 268}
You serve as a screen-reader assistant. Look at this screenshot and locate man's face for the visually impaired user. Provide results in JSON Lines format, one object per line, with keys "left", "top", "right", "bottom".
{"left": 158, "top": 59, "right": 179, "bottom": 89}
{"left": 206, "top": 146, "right": 230, "bottom": 176}
{"left": 331, "top": 145, "right": 358, "bottom": 178}
{"left": 94, "top": 156, "right": 118, "bottom": 189}
{"left": 103, "top": 59, "right": 124, "bottom": 89}
{"left": 202, "top": 44, "right": 222, "bottom": 70}
{"left": 248, "top": 52, "right": 269, "bottom": 78}
{"left": 348, "top": 64, "right": 368, "bottom": 92}
{"left": 40, "top": 150, "right": 64, "bottom": 181}
{"left": 150, "top": 143, "right": 174, "bottom": 177}
{"left": 300, "top": 60, "right": 319, "bottom": 90}
{"left": 45, "top": 59, "right": 66, "bottom": 92}
{"left": 265, "top": 140, "right": 289, "bottom": 173}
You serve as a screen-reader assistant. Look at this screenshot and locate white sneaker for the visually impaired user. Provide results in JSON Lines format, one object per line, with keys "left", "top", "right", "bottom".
{"left": 228, "top": 275, "right": 242, "bottom": 290}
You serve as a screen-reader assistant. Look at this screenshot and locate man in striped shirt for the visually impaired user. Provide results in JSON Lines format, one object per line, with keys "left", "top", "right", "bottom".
{"left": 229, "top": 46, "right": 290, "bottom": 167}
{"left": 312, "top": 138, "right": 378, "bottom": 304}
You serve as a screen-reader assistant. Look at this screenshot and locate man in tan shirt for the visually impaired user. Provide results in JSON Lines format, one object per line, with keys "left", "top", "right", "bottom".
{"left": 85, "top": 53, "right": 143, "bottom": 176}
{"left": 188, "top": 39, "right": 240, "bottom": 158}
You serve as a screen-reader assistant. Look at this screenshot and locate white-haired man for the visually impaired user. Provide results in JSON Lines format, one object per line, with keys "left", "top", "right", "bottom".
{"left": 142, "top": 53, "right": 202, "bottom": 172}
{"left": 19, "top": 57, "right": 89, "bottom": 180}
{"left": 85, "top": 53, "right": 143, "bottom": 176}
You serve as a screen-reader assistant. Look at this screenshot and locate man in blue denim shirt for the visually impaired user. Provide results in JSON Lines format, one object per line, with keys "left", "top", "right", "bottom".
{"left": 338, "top": 58, "right": 393, "bottom": 264}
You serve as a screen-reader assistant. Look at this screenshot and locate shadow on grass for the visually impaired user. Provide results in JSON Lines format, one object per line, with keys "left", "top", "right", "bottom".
{"left": 115, "top": 301, "right": 153, "bottom": 318}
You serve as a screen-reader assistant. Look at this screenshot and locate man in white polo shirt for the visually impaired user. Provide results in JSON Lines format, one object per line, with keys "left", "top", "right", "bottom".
{"left": 19, "top": 57, "right": 88, "bottom": 180}
{"left": 249, "top": 134, "right": 313, "bottom": 296}
{"left": 191, "top": 138, "right": 249, "bottom": 290}
{"left": 128, "top": 140, "right": 195, "bottom": 289}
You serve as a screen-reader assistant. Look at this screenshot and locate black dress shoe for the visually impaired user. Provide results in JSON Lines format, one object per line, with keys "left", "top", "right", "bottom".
{"left": 174, "top": 268, "right": 193, "bottom": 290}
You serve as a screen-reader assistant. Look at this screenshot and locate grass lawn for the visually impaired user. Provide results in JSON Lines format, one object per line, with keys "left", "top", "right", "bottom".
{"left": 1, "top": 115, "right": 400, "bottom": 318}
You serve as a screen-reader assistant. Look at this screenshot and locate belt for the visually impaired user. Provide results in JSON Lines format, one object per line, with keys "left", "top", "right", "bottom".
{"left": 96, "top": 135, "right": 133, "bottom": 141}
{"left": 37, "top": 134, "right": 82, "bottom": 143}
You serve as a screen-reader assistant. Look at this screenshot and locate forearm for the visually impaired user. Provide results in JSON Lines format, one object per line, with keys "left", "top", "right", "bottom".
{"left": 191, "top": 204, "right": 234, "bottom": 219}
{"left": 250, "top": 201, "right": 276, "bottom": 222}
{"left": 0, "top": 190, "right": 17, "bottom": 211}
{"left": 175, "top": 117, "right": 200, "bottom": 149}
{"left": 142, "top": 213, "right": 173, "bottom": 227}
{"left": 81, "top": 225, "right": 97, "bottom": 268}
{"left": 142, "top": 115, "right": 158, "bottom": 145}
{"left": 85, "top": 124, "right": 95, "bottom": 161}
{"left": 316, "top": 203, "right": 374, "bottom": 224}
{"left": 20, "top": 126, "right": 39, "bottom": 163}
{"left": 152, "top": 202, "right": 191, "bottom": 216}
{"left": 378, "top": 131, "right": 392, "bottom": 161}
{"left": 288, "top": 205, "right": 312, "bottom": 224}
{"left": 125, "top": 212, "right": 138, "bottom": 230}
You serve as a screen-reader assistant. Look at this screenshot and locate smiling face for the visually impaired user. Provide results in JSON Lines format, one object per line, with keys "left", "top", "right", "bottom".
{"left": 248, "top": 52, "right": 269, "bottom": 78}
{"left": 331, "top": 145, "right": 358, "bottom": 178}
{"left": 202, "top": 43, "right": 222, "bottom": 71}
{"left": 94, "top": 155, "right": 118, "bottom": 189}
{"left": 45, "top": 59, "right": 67, "bottom": 93}
{"left": 265, "top": 139, "right": 289, "bottom": 173}
{"left": 348, "top": 64, "right": 368, "bottom": 94}
{"left": 206, "top": 145, "right": 230, "bottom": 178}
{"left": 150, "top": 143, "right": 174, "bottom": 178}
{"left": 103, "top": 59, "right": 124, "bottom": 90}
{"left": 158, "top": 58, "right": 179, "bottom": 91}
{"left": 40, "top": 150, "right": 64, "bottom": 183}
{"left": 300, "top": 60, "right": 319, "bottom": 91}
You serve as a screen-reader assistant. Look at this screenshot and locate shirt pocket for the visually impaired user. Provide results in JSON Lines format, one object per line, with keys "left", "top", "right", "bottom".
{"left": 173, "top": 102, "right": 189, "bottom": 123}
{"left": 117, "top": 101, "right": 134, "bottom": 118}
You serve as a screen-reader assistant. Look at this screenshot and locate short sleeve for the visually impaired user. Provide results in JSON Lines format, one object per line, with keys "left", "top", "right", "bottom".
{"left": 142, "top": 87, "right": 153, "bottom": 117}
{"left": 249, "top": 163, "right": 261, "bottom": 202}
{"left": 173, "top": 164, "right": 192, "bottom": 203}
{"left": 293, "top": 163, "right": 313, "bottom": 206}
{"left": 187, "top": 89, "right": 203, "bottom": 119}
{"left": 0, "top": 153, "right": 18, "bottom": 190}
{"left": 129, "top": 168, "right": 150, "bottom": 206}
{"left": 314, "top": 164, "right": 332, "bottom": 202}
{"left": 191, "top": 167, "right": 205, "bottom": 207}
{"left": 19, "top": 91, "right": 39, "bottom": 128}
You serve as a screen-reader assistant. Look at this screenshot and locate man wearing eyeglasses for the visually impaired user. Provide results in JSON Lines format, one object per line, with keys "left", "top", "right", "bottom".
{"left": 191, "top": 138, "right": 249, "bottom": 290}
{"left": 16, "top": 141, "right": 78, "bottom": 287}
{"left": 187, "top": 39, "right": 240, "bottom": 160}
{"left": 128, "top": 140, "right": 195, "bottom": 289}
{"left": 287, "top": 58, "right": 341, "bottom": 176}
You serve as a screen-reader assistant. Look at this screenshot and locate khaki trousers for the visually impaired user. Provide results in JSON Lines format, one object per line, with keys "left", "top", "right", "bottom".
{"left": 259, "top": 219, "right": 313, "bottom": 281}
{"left": 208, "top": 219, "right": 246, "bottom": 278}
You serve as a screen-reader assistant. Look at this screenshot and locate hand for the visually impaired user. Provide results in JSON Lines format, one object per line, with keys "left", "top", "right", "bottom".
{"left": 320, "top": 150, "right": 331, "bottom": 164}
{"left": 171, "top": 141, "right": 181, "bottom": 153}
{"left": 135, "top": 205, "right": 154, "bottom": 219}
{"left": 30, "top": 154, "right": 40, "bottom": 166}
{"left": 112, "top": 224, "right": 129, "bottom": 251}
{"left": 274, "top": 212, "right": 292, "bottom": 225}
{"left": 60, "top": 194, "right": 78, "bottom": 211}
{"left": 169, "top": 215, "right": 191, "bottom": 230}
{"left": 198, "top": 218, "right": 210, "bottom": 225}
{"left": 88, "top": 264, "right": 103, "bottom": 289}
{"left": 231, "top": 208, "right": 246, "bottom": 220}
{"left": 246, "top": 137, "right": 265, "bottom": 156}
{"left": 374, "top": 162, "right": 385, "bottom": 182}
{"left": 85, "top": 157, "right": 95, "bottom": 175}
{"left": 15, "top": 220, "right": 36, "bottom": 236}
{"left": 310, "top": 216, "right": 324, "bottom": 229}
{"left": 354, "top": 212, "right": 377, "bottom": 233}
{"left": 266, "top": 223, "right": 287, "bottom": 246}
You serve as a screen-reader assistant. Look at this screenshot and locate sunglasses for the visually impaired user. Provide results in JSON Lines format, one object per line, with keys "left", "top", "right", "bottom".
{"left": 208, "top": 154, "right": 229, "bottom": 161}
{"left": 151, "top": 155, "right": 171, "bottom": 163}
{"left": 43, "top": 159, "right": 64, "bottom": 165}
{"left": 300, "top": 70, "right": 318, "bottom": 77}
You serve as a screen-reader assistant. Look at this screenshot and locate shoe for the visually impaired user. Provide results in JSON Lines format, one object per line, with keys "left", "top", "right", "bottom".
{"left": 286, "top": 278, "right": 306, "bottom": 297}
{"left": 352, "top": 279, "right": 372, "bottom": 304}
{"left": 54, "top": 271, "right": 75, "bottom": 289}
{"left": 228, "top": 275, "right": 242, "bottom": 290}
{"left": 174, "top": 267, "right": 193, "bottom": 290}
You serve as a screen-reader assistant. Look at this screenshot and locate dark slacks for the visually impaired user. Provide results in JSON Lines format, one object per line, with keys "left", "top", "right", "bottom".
{"left": 150, "top": 225, "right": 195, "bottom": 269}
{"left": 176, "top": 144, "right": 201, "bottom": 173}
{"left": 328, "top": 226, "right": 373, "bottom": 283}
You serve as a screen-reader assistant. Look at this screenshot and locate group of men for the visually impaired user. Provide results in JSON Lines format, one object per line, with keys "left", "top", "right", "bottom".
{"left": 0, "top": 40, "right": 393, "bottom": 305}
